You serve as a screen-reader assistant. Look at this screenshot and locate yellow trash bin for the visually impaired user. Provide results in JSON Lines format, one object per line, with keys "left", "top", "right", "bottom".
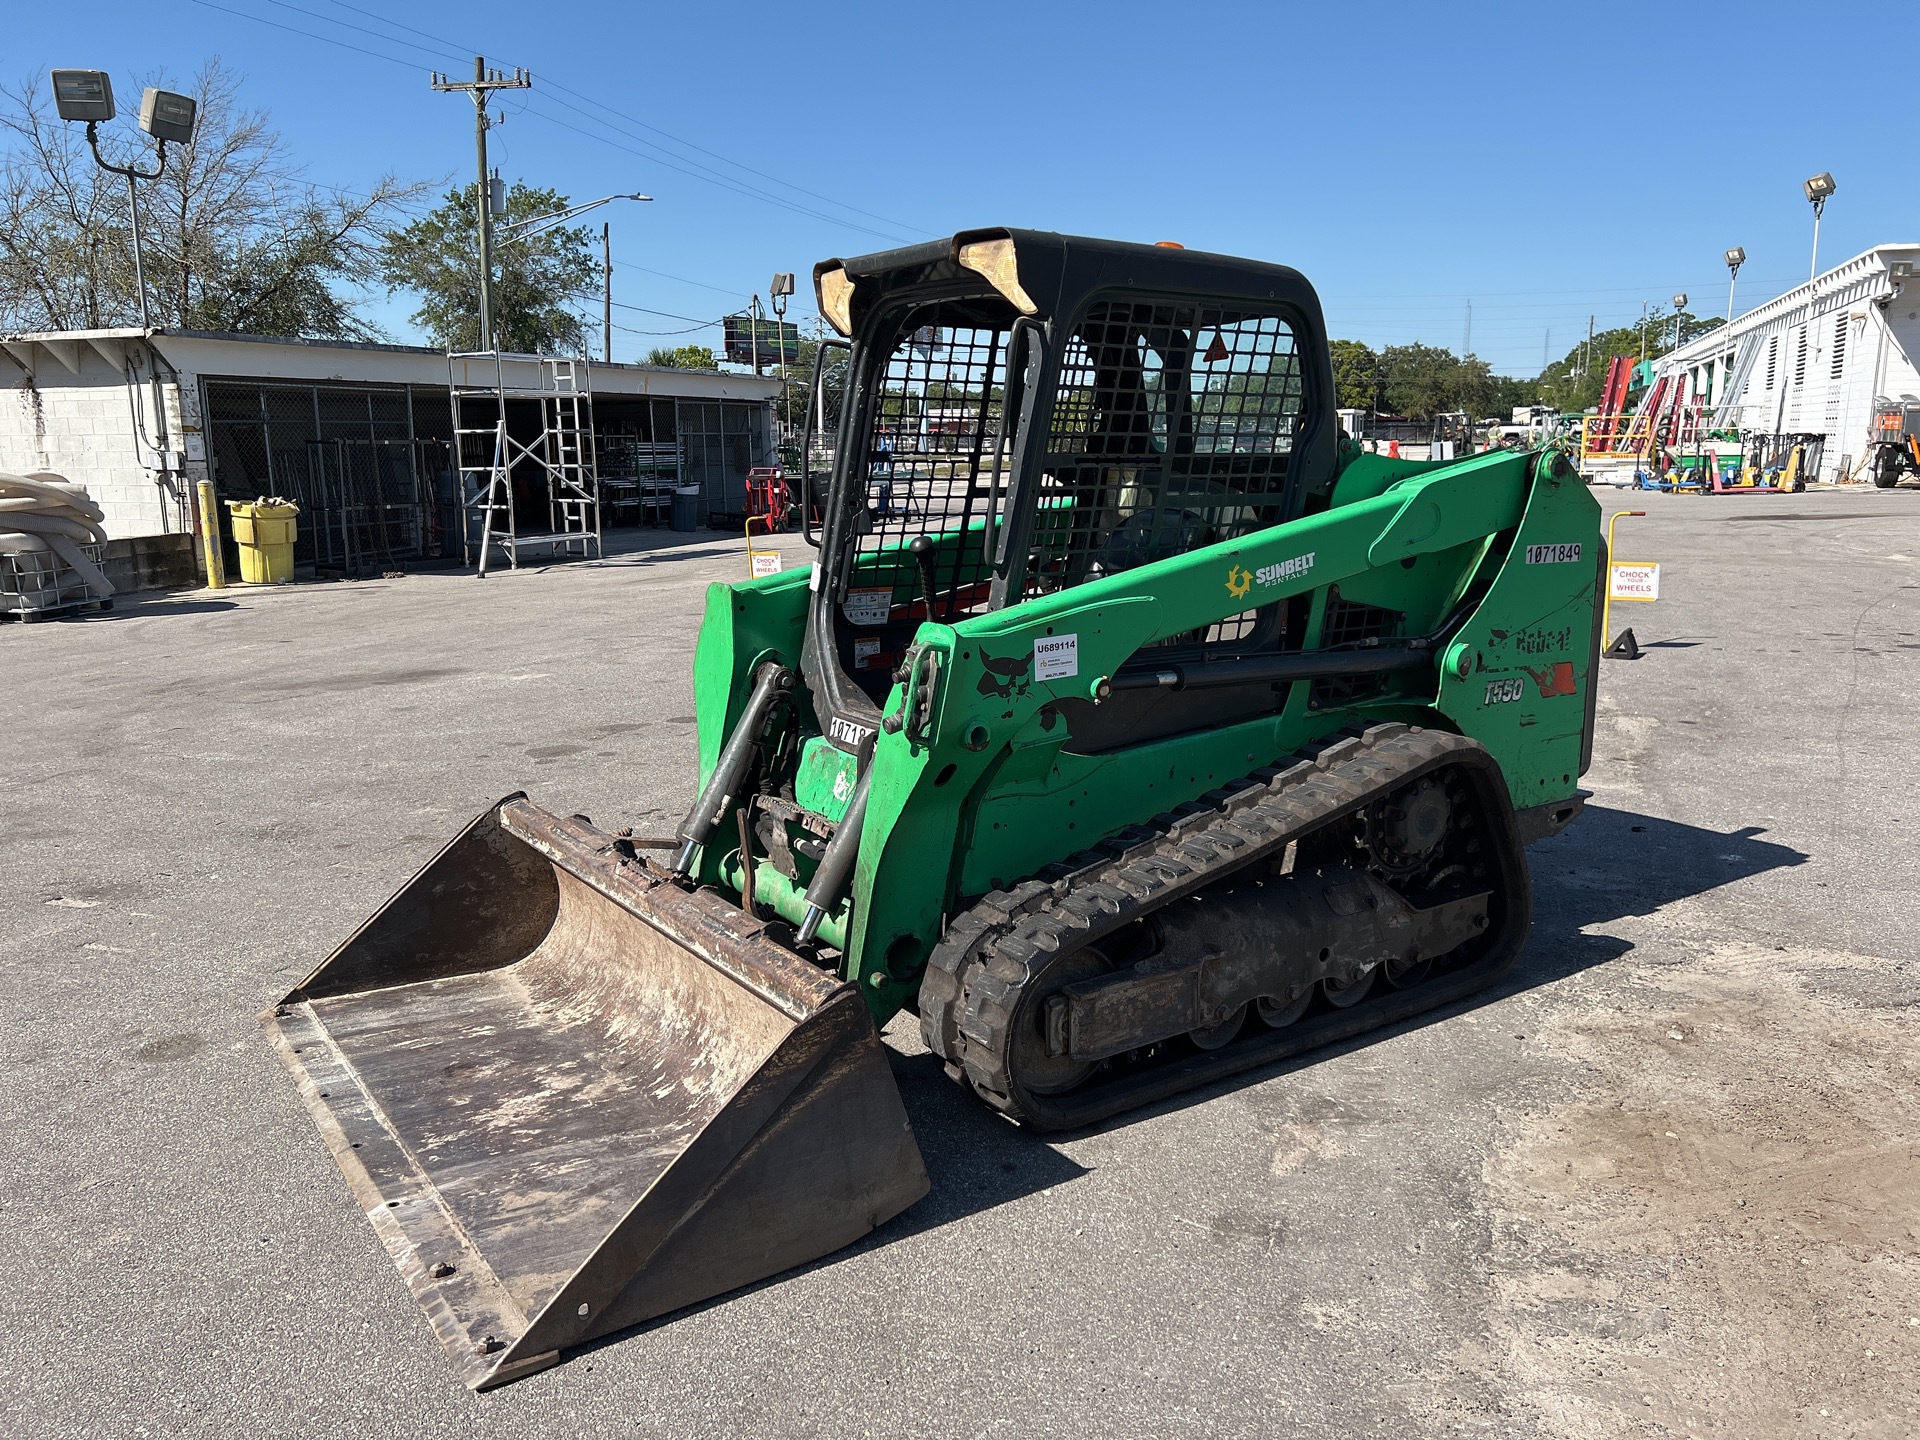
{"left": 227, "top": 498, "right": 300, "bottom": 584}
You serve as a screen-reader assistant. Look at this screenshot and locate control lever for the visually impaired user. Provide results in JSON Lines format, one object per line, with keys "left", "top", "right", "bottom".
{"left": 908, "top": 534, "right": 939, "bottom": 620}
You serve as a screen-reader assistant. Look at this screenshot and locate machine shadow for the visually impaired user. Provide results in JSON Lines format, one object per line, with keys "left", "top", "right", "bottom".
{"left": 570, "top": 805, "right": 1806, "bottom": 1369}
{"left": 887, "top": 802, "right": 1806, "bottom": 1205}
{"left": 88, "top": 593, "right": 240, "bottom": 620}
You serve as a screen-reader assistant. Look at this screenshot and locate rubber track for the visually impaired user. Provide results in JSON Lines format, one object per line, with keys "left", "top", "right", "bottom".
{"left": 931, "top": 723, "right": 1531, "bottom": 1130}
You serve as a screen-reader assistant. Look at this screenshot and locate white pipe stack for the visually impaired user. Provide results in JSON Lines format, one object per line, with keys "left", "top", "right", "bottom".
{"left": 0, "top": 471, "right": 115, "bottom": 599}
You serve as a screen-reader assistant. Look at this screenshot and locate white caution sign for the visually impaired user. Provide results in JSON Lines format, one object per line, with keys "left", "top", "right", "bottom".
{"left": 842, "top": 587, "right": 893, "bottom": 626}
{"left": 1608, "top": 561, "right": 1660, "bottom": 602}
{"left": 749, "top": 552, "right": 783, "bottom": 578}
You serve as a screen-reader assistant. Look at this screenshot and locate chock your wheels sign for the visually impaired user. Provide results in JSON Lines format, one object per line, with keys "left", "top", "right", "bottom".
{"left": 1608, "top": 561, "right": 1661, "bottom": 602}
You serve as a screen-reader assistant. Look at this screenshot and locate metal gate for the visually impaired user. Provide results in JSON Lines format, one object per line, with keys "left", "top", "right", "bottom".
{"left": 298, "top": 438, "right": 450, "bottom": 576}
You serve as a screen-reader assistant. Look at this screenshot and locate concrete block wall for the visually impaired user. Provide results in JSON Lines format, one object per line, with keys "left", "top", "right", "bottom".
{"left": 99, "top": 533, "right": 196, "bottom": 592}
{"left": 2, "top": 354, "right": 185, "bottom": 540}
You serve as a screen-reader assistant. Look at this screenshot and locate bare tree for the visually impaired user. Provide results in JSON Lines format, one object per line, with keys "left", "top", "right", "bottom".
{"left": 0, "top": 60, "right": 429, "bottom": 337}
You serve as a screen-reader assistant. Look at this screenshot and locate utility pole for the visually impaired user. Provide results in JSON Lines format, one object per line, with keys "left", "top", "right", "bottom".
{"left": 603, "top": 223, "right": 612, "bottom": 365}
{"left": 431, "top": 57, "right": 530, "bottom": 353}
{"left": 1463, "top": 300, "right": 1472, "bottom": 357}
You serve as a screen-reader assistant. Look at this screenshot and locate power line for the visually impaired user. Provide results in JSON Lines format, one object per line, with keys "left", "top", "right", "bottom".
{"left": 305, "top": 0, "right": 922, "bottom": 235}
{"left": 256, "top": 0, "right": 913, "bottom": 241}
{"left": 186, "top": 0, "right": 421, "bottom": 72}
{"left": 185, "top": 0, "right": 902, "bottom": 241}
{"left": 612, "top": 256, "right": 754, "bottom": 298}
{"left": 611, "top": 318, "right": 721, "bottom": 338}
{"left": 262, "top": 0, "right": 456, "bottom": 63}
{"left": 609, "top": 299, "right": 723, "bottom": 325}
{"left": 515, "top": 100, "right": 908, "bottom": 242}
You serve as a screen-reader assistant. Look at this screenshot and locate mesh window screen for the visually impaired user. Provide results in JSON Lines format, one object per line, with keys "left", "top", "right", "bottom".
{"left": 1026, "top": 299, "right": 1304, "bottom": 600}
{"left": 852, "top": 311, "right": 1010, "bottom": 617}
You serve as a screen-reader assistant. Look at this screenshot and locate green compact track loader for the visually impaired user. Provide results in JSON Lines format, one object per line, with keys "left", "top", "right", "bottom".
{"left": 267, "top": 230, "right": 1603, "bottom": 1388}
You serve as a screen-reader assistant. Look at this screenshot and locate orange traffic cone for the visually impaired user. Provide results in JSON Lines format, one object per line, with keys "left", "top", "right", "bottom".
{"left": 1387, "top": 440, "right": 1400, "bottom": 459}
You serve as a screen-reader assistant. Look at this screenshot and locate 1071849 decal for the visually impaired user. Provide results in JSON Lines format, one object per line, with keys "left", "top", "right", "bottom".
{"left": 1484, "top": 677, "right": 1526, "bottom": 705}
{"left": 1524, "top": 542, "right": 1582, "bottom": 565}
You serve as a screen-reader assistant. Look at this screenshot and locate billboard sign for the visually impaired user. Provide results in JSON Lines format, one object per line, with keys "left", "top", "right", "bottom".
{"left": 723, "top": 314, "right": 800, "bottom": 365}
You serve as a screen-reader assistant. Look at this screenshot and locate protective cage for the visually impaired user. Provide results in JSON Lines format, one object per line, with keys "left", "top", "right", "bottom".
{"left": 1025, "top": 297, "right": 1307, "bottom": 598}
{"left": 840, "top": 294, "right": 1311, "bottom": 617}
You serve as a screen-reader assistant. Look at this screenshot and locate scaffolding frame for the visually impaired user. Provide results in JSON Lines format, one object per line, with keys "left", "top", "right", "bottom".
{"left": 449, "top": 352, "right": 603, "bottom": 575}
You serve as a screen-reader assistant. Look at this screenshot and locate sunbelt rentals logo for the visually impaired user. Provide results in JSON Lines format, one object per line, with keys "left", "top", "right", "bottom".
{"left": 1226, "top": 551, "right": 1316, "bottom": 600}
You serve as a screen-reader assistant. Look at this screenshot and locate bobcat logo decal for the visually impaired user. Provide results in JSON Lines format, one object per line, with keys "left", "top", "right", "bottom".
{"left": 975, "top": 645, "right": 1033, "bottom": 700}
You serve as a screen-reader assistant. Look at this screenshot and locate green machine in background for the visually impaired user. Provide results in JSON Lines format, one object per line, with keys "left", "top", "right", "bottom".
{"left": 267, "top": 230, "right": 1603, "bottom": 1388}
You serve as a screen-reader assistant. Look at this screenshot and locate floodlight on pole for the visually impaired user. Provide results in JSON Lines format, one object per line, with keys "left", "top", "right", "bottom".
{"left": 50, "top": 70, "right": 197, "bottom": 331}
{"left": 768, "top": 272, "right": 795, "bottom": 323}
{"left": 50, "top": 69, "right": 115, "bottom": 122}
{"left": 1723, "top": 246, "right": 1745, "bottom": 325}
{"left": 1671, "top": 293, "right": 1687, "bottom": 351}
{"left": 1804, "top": 172, "right": 1835, "bottom": 284}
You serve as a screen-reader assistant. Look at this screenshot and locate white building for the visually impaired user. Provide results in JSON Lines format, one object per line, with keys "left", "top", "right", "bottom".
{"left": 0, "top": 328, "right": 781, "bottom": 575}
{"left": 1654, "top": 243, "right": 1920, "bottom": 482}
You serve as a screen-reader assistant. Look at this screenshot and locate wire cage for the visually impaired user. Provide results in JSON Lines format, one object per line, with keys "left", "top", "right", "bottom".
{"left": 849, "top": 312, "right": 1010, "bottom": 617}
{"left": 301, "top": 438, "right": 450, "bottom": 576}
{"left": 844, "top": 297, "right": 1308, "bottom": 626}
{"left": 1032, "top": 299, "right": 1304, "bottom": 596}
{"left": 0, "top": 541, "right": 107, "bottom": 618}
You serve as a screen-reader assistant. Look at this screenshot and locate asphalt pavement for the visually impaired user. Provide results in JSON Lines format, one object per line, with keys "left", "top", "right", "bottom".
{"left": 2, "top": 491, "right": 1916, "bottom": 1438}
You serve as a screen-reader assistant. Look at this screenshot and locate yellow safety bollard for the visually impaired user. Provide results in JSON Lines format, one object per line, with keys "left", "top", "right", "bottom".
{"left": 196, "top": 478, "right": 227, "bottom": 590}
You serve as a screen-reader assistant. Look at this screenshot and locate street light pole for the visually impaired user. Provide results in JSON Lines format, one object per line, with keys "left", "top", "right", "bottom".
{"left": 491, "top": 193, "right": 649, "bottom": 361}
{"left": 1671, "top": 294, "right": 1687, "bottom": 352}
{"left": 1723, "top": 247, "right": 1745, "bottom": 326}
{"left": 769, "top": 272, "right": 794, "bottom": 444}
{"left": 51, "top": 72, "right": 196, "bottom": 332}
{"left": 1803, "top": 173, "right": 1836, "bottom": 285}
{"left": 88, "top": 128, "right": 161, "bottom": 331}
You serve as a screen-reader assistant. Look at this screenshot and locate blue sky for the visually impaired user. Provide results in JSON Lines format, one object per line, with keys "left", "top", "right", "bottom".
{"left": 12, "top": 0, "right": 1913, "bottom": 375}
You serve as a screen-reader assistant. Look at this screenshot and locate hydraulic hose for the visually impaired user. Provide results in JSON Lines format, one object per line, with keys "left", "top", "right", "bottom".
{"left": 797, "top": 768, "right": 869, "bottom": 946}
{"left": 671, "top": 661, "right": 793, "bottom": 876}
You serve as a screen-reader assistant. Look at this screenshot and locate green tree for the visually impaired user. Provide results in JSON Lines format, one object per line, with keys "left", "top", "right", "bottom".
{"left": 1327, "top": 338, "right": 1380, "bottom": 411}
{"left": 1490, "top": 373, "right": 1542, "bottom": 417}
{"left": 645, "top": 344, "right": 717, "bottom": 369}
{"left": 1379, "top": 343, "right": 1465, "bottom": 420}
{"left": 379, "top": 180, "right": 598, "bottom": 353}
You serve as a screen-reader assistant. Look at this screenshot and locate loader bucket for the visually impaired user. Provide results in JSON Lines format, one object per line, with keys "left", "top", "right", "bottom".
{"left": 264, "top": 797, "right": 929, "bottom": 1390}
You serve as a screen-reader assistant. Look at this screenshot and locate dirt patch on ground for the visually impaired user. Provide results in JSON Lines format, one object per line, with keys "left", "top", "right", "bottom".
{"left": 1479, "top": 943, "right": 1920, "bottom": 1438}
